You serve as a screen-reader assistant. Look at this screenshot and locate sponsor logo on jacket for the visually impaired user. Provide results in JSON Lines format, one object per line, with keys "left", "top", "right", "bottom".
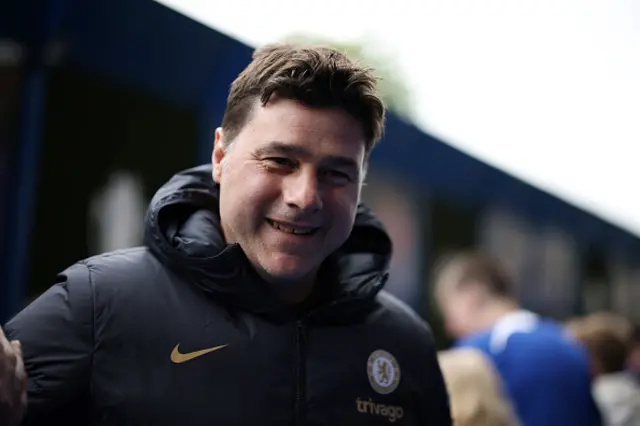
{"left": 356, "top": 398, "right": 404, "bottom": 423}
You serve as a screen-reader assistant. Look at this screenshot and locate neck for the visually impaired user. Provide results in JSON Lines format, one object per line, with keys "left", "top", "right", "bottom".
{"left": 258, "top": 267, "right": 320, "bottom": 306}
{"left": 275, "top": 276, "right": 316, "bottom": 305}
{"left": 471, "top": 299, "right": 520, "bottom": 334}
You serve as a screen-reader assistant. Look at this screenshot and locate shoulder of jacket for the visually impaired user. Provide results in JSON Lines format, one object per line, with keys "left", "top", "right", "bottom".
{"left": 70, "top": 247, "right": 197, "bottom": 319}
{"left": 80, "top": 246, "right": 158, "bottom": 272}
{"left": 76, "top": 246, "right": 167, "bottom": 290}
{"left": 373, "top": 290, "right": 436, "bottom": 346}
{"left": 82, "top": 246, "right": 153, "bottom": 266}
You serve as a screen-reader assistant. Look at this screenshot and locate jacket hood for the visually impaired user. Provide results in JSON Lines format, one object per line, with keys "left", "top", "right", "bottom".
{"left": 145, "top": 165, "right": 392, "bottom": 320}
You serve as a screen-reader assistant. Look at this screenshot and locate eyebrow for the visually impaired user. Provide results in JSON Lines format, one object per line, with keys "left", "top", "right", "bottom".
{"left": 254, "top": 141, "right": 360, "bottom": 172}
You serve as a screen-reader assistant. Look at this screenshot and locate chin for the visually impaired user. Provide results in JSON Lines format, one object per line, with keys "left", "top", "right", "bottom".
{"left": 259, "top": 254, "right": 318, "bottom": 284}
{"left": 262, "top": 265, "right": 312, "bottom": 284}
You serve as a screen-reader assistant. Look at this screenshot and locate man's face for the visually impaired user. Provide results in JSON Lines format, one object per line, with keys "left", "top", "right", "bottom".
{"left": 213, "top": 98, "right": 365, "bottom": 288}
{"left": 437, "top": 291, "right": 475, "bottom": 340}
{"left": 435, "top": 274, "right": 479, "bottom": 340}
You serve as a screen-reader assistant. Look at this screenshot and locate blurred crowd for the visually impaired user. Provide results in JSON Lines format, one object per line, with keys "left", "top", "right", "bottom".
{"left": 435, "top": 251, "right": 640, "bottom": 426}
{"left": 567, "top": 313, "right": 640, "bottom": 426}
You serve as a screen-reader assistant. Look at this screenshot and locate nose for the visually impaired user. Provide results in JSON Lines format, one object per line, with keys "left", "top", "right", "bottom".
{"left": 283, "top": 170, "right": 322, "bottom": 213}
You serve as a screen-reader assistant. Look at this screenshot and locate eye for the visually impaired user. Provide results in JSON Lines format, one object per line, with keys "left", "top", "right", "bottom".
{"left": 321, "top": 169, "right": 352, "bottom": 184}
{"left": 265, "top": 157, "right": 296, "bottom": 169}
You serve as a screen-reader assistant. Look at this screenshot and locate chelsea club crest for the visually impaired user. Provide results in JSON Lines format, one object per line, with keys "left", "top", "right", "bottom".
{"left": 367, "top": 349, "right": 401, "bottom": 394}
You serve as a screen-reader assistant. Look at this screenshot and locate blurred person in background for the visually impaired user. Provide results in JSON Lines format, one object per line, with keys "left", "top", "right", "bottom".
{"left": 0, "top": 43, "right": 451, "bottom": 426}
{"left": 434, "top": 250, "right": 602, "bottom": 426}
{"left": 438, "top": 348, "right": 519, "bottom": 426}
{"left": 568, "top": 312, "right": 640, "bottom": 426}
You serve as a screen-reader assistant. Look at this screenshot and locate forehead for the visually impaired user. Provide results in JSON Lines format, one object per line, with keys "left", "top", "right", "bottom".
{"left": 236, "top": 98, "right": 366, "bottom": 159}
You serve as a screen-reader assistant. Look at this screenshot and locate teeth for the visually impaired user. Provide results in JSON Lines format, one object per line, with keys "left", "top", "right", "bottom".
{"left": 268, "top": 220, "right": 315, "bottom": 235}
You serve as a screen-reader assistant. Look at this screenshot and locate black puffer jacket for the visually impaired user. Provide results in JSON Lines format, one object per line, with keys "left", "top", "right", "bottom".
{"left": 5, "top": 165, "right": 451, "bottom": 426}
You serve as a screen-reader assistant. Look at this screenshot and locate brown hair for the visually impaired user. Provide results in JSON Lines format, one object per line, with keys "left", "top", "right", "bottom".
{"left": 221, "top": 43, "right": 385, "bottom": 154}
{"left": 569, "top": 312, "right": 633, "bottom": 374}
{"left": 435, "top": 250, "right": 514, "bottom": 298}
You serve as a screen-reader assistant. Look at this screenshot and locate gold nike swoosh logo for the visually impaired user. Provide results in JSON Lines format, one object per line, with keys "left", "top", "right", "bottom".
{"left": 170, "top": 343, "right": 229, "bottom": 364}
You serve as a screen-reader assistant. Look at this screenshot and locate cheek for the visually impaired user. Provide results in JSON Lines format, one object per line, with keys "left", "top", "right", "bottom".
{"left": 227, "top": 169, "right": 279, "bottom": 208}
{"left": 325, "top": 193, "right": 358, "bottom": 233}
{"left": 448, "top": 302, "right": 470, "bottom": 325}
{"left": 442, "top": 308, "right": 463, "bottom": 336}
{"left": 330, "top": 186, "right": 359, "bottom": 215}
{"left": 220, "top": 172, "right": 280, "bottom": 236}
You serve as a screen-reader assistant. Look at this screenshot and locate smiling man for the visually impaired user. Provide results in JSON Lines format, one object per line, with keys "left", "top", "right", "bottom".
{"left": 0, "top": 44, "right": 451, "bottom": 426}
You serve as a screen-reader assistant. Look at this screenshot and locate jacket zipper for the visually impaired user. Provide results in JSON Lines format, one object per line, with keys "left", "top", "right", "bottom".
{"left": 292, "top": 273, "right": 387, "bottom": 424}
{"left": 294, "top": 320, "right": 307, "bottom": 425}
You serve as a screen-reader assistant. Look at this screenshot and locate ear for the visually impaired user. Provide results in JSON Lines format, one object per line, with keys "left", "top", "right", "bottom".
{"left": 212, "top": 127, "right": 226, "bottom": 184}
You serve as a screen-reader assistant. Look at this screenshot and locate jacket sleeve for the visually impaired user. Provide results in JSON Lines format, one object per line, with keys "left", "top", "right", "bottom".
{"left": 3, "top": 263, "right": 94, "bottom": 425}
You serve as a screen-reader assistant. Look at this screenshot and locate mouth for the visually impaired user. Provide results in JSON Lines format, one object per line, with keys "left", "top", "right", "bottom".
{"left": 265, "top": 218, "right": 319, "bottom": 236}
